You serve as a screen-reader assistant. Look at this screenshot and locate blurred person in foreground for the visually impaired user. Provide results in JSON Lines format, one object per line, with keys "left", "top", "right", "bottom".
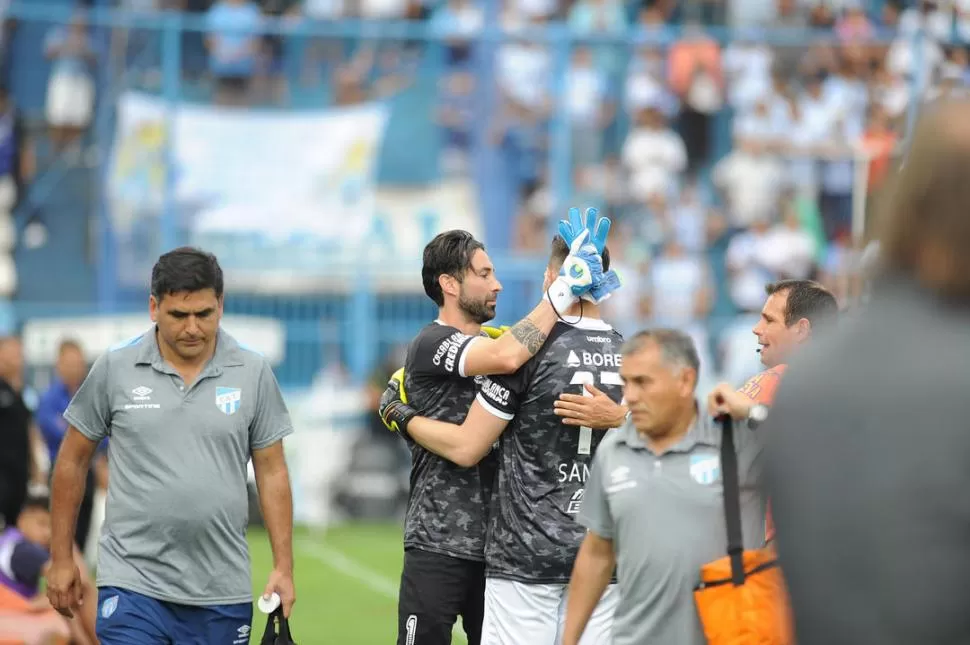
{"left": 0, "top": 494, "right": 97, "bottom": 645}
{"left": 561, "top": 330, "right": 764, "bottom": 645}
{"left": 46, "top": 247, "right": 296, "bottom": 641}
{"left": 764, "top": 98, "right": 970, "bottom": 645}
{"left": 35, "top": 340, "right": 107, "bottom": 552}
{"left": 383, "top": 233, "right": 624, "bottom": 644}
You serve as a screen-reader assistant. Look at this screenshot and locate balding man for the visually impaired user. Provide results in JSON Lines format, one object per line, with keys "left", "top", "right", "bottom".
{"left": 765, "top": 99, "right": 970, "bottom": 645}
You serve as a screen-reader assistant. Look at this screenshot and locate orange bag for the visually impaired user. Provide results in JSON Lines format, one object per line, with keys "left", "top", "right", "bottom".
{"left": 693, "top": 416, "right": 793, "bottom": 645}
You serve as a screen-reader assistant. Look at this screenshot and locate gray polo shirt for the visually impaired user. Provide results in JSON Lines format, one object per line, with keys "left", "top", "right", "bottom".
{"left": 64, "top": 328, "right": 293, "bottom": 606}
{"left": 578, "top": 410, "right": 765, "bottom": 645}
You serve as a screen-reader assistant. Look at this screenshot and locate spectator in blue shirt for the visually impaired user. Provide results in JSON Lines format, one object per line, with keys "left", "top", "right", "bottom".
{"left": 35, "top": 340, "right": 104, "bottom": 551}
{"left": 205, "top": 0, "right": 264, "bottom": 104}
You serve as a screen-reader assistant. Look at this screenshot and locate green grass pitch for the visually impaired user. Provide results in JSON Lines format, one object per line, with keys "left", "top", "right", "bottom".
{"left": 247, "top": 523, "right": 468, "bottom": 644}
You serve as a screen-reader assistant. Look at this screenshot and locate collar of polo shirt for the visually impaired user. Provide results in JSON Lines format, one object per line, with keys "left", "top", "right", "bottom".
{"left": 617, "top": 402, "right": 719, "bottom": 455}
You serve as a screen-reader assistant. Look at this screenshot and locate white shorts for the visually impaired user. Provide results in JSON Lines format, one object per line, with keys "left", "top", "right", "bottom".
{"left": 46, "top": 72, "right": 95, "bottom": 128}
{"left": 481, "top": 578, "right": 618, "bottom": 645}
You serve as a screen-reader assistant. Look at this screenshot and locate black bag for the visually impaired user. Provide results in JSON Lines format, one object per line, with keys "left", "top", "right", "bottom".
{"left": 260, "top": 608, "right": 297, "bottom": 645}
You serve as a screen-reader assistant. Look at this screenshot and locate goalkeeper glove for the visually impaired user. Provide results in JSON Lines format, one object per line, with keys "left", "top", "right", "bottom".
{"left": 557, "top": 207, "right": 622, "bottom": 304}
{"left": 481, "top": 325, "right": 510, "bottom": 339}
{"left": 558, "top": 206, "right": 611, "bottom": 254}
{"left": 546, "top": 229, "right": 599, "bottom": 311}
{"left": 379, "top": 368, "right": 418, "bottom": 435}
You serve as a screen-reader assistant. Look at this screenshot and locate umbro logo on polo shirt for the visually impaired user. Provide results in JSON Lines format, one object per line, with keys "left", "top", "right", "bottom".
{"left": 131, "top": 386, "right": 152, "bottom": 400}
{"left": 125, "top": 386, "right": 160, "bottom": 410}
{"left": 606, "top": 465, "right": 636, "bottom": 494}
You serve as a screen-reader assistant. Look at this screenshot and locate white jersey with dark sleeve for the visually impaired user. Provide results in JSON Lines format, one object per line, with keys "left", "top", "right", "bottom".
{"left": 475, "top": 318, "right": 625, "bottom": 584}
{"left": 401, "top": 321, "right": 497, "bottom": 562}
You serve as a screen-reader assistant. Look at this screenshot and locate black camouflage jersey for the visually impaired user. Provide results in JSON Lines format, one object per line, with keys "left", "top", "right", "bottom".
{"left": 402, "top": 321, "right": 498, "bottom": 562}
{"left": 476, "top": 318, "right": 624, "bottom": 583}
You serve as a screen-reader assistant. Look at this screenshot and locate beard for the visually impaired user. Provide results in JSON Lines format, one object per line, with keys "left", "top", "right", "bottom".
{"left": 458, "top": 291, "right": 496, "bottom": 325}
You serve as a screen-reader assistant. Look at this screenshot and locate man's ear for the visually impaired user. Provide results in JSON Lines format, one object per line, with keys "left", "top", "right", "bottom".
{"left": 543, "top": 267, "right": 555, "bottom": 291}
{"left": 680, "top": 367, "right": 697, "bottom": 398}
{"left": 795, "top": 318, "right": 811, "bottom": 340}
{"left": 439, "top": 273, "right": 459, "bottom": 299}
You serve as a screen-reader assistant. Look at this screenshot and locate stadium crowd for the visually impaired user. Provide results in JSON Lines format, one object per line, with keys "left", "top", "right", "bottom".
{"left": 0, "top": 0, "right": 967, "bottom": 323}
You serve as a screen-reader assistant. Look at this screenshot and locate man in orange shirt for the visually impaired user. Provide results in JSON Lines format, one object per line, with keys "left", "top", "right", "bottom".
{"left": 709, "top": 279, "right": 838, "bottom": 539}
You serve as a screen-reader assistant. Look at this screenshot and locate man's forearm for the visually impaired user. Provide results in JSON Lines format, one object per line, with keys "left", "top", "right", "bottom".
{"left": 563, "top": 538, "right": 615, "bottom": 645}
{"left": 257, "top": 467, "right": 294, "bottom": 572}
{"left": 493, "top": 300, "right": 557, "bottom": 368}
{"left": 408, "top": 412, "right": 502, "bottom": 468}
{"left": 50, "top": 458, "right": 89, "bottom": 562}
{"left": 408, "top": 417, "right": 471, "bottom": 465}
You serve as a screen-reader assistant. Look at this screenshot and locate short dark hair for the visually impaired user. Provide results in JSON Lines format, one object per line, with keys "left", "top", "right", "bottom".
{"left": 150, "top": 247, "right": 224, "bottom": 301}
{"left": 765, "top": 279, "right": 838, "bottom": 328}
{"left": 421, "top": 230, "right": 485, "bottom": 307}
{"left": 549, "top": 236, "right": 611, "bottom": 272}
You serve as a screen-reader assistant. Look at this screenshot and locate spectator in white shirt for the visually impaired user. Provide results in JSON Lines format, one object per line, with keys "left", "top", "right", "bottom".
{"left": 643, "top": 236, "right": 716, "bottom": 390}
{"left": 45, "top": 12, "right": 98, "bottom": 150}
{"left": 622, "top": 106, "right": 688, "bottom": 202}
{"left": 496, "top": 37, "right": 552, "bottom": 115}
{"left": 644, "top": 236, "right": 714, "bottom": 327}
{"left": 870, "top": 61, "right": 911, "bottom": 118}
{"left": 886, "top": 33, "right": 944, "bottom": 94}
{"left": 760, "top": 203, "right": 818, "bottom": 279}
{"left": 566, "top": 47, "right": 612, "bottom": 168}
{"left": 713, "top": 133, "right": 787, "bottom": 228}
{"left": 818, "top": 112, "right": 863, "bottom": 240}
{"left": 898, "top": 0, "right": 953, "bottom": 42}
{"left": 723, "top": 33, "right": 773, "bottom": 113}
{"left": 734, "top": 95, "right": 787, "bottom": 150}
{"left": 624, "top": 48, "right": 679, "bottom": 119}
{"left": 725, "top": 216, "right": 780, "bottom": 312}
{"left": 788, "top": 71, "right": 838, "bottom": 196}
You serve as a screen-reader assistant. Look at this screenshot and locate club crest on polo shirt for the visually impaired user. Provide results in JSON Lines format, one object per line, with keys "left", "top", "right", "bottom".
{"left": 689, "top": 452, "right": 720, "bottom": 486}
{"left": 216, "top": 387, "right": 242, "bottom": 415}
{"left": 101, "top": 595, "right": 119, "bottom": 619}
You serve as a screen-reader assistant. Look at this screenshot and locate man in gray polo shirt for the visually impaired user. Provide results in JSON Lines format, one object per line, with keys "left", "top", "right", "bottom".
{"left": 562, "top": 329, "right": 765, "bottom": 645}
{"left": 45, "top": 247, "right": 295, "bottom": 643}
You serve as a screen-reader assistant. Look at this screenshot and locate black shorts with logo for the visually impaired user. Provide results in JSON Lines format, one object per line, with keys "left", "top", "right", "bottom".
{"left": 397, "top": 548, "right": 485, "bottom": 645}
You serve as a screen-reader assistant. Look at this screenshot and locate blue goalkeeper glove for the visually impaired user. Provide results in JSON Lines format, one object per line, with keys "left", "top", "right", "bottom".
{"left": 558, "top": 207, "right": 621, "bottom": 304}
{"left": 559, "top": 206, "right": 611, "bottom": 254}
{"left": 546, "top": 229, "right": 600, "bottom": 311}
